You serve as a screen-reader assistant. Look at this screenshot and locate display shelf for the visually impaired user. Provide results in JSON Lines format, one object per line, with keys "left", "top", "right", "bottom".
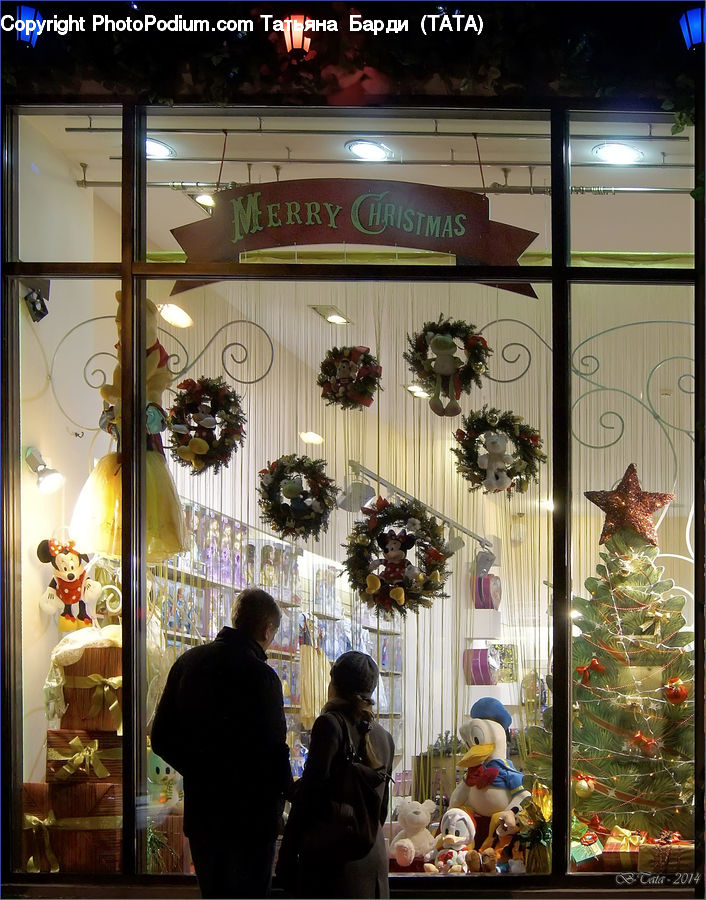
{"left": 163, "top": 565, "right": 242, "bottom": 595}
{"left": 363, "top": 624, "right": 402, "bottom": 636}
{"left": 380, "top": 670, "right": 403, "bottom": 677}
{"left": 269, "top": 649, "right": 299, "bottom": 659}
{"left": 465, "top": 682, "right": 521, "bottom": 706}
{"left": 164, "top": 630, "right": 203, "bottom": 646}
{"left": 378, "top": 712, "right": 402, "bottom": 718}
{"left": 313, "top": 611, "right": 342, "bottom": 621}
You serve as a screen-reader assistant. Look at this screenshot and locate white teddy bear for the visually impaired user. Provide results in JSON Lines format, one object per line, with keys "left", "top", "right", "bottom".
{"left": 478, "top": 431, "right": 513, "bottom": 493}
{"left": 389, "top": 799, "right": 437, "bottom": 866}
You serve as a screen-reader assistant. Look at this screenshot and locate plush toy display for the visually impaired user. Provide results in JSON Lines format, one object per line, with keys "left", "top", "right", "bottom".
{"left": 71, "top": 292, "right": 186, "bottom": 563}
{"left": 389, "top": 799, "right": 437, "bottom": 866}
{"left": 37, "top": 538, "right": 102, "bottom": 632}
{"left": 424, "top": 332, "right": 464, "bottom": 417}
{"left": 478, "top": 431, "right": 513, "bottom": 493}
{"left": 450, "top": 697, "right": 531, "bottom": 849}
{"left": 423, "top": 807, "right": 477, "bottom": 874}
{"left": 365, "top": 529, "right": 419, "bottom": 605}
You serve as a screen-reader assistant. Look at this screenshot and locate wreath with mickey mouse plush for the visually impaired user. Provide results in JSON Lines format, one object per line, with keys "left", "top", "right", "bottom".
{"left": 403, "top": 315, "right": 492, "bottom": 417}
{"left": 343, "top": 496, "right": 453, "bottom": 617}
{"left": 316, "top": 345, "right": 383, "bottom": 411}
{"left": 258, "top": 454, "right": 339, "bottom": 541}
{"left": 168, "top": 376, "right": 246, "bottom": 474}
{"left": 451, "top": 405, "right": 546, "bottom": 495}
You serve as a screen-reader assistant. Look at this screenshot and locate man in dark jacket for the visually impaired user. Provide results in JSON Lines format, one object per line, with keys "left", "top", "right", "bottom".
{"left": 152, "top": 587, "right": 293, "bottom": 899}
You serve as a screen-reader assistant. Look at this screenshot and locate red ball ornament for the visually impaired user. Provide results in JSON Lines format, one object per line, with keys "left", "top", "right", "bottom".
{"left": 665, "top": 677, "right": 688, "bottom": 704}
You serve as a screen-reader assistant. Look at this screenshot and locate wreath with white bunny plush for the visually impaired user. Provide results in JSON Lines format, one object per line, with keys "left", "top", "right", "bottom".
{"left": 258, "top": 455, "right": 339, "bottom": 541}
{"left": 451, "top": 406, "right": 546, "bottom": 495}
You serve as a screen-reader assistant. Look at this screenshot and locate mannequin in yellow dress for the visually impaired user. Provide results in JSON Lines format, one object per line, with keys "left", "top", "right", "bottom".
{"left": 71, "top": 292, "right": 187, "bottom": 563}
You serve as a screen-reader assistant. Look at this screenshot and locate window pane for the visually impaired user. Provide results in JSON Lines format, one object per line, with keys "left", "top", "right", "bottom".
{"left": 18, "top": 278, "right": 124, "bottom": 875}
{"left": 141, "top": 277, "right": 552, "bottom": 877}
{"left": 18, "top": 112, "right": 122, "bottom": 263}
{"left": 570, "top": 115, "right": 695, "bottom": 266}
{"left": 570, "top": 285, "right": 695, "bottom": 872}
{"left": 144, "top": 111, "right": 551, "bottom": 267}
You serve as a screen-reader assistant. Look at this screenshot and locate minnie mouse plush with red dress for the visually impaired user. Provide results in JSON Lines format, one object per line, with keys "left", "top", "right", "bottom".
{"left": 37, "top": 539, "right": 102, "bottom": 632}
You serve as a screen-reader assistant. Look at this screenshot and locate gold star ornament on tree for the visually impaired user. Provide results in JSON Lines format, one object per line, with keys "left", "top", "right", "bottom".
{"left": 584, "top": 463, "right": 674, "bottom": 545}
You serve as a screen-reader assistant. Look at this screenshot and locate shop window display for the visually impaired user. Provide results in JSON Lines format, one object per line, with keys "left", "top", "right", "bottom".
{"left": 6, "top": 104, "right": 697, "bottom": 890}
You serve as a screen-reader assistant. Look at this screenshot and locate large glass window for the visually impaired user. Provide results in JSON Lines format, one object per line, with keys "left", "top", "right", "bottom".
{"left": 17, "top": 113, "right": 122, "bottom": 263}
{"left": 570, "top": 284, "right": 695, "bottom": 872}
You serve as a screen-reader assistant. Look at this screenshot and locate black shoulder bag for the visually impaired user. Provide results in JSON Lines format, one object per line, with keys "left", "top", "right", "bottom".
{"left": 301, "top": 712, "right": 390, "bottom": 862}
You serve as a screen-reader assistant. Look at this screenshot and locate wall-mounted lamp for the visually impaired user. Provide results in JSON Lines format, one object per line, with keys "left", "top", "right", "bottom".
{"left": 23, "top": 278, "right": 51, "bottom": 323}
{"left": 282, "top": 14, "right": 312, "bottom": 60}
{"left": 157, "top": 303, "right": 193, "bottom": 328}
{"left": 680, "top": 7, "right": 704, "bottom": 47}
{"left": 25, "top": 446, "right": 64, "bottom": 493}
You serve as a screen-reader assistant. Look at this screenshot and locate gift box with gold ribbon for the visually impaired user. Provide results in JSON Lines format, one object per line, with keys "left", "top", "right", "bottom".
{"left": 60, "top": 647, "right": 122, "bottom": 734}
{"left": 23, "top": 782, "right": 122, "bottom": 874}
{"left": 601, "top": 826, "right": 648, "bottom": 871}
{"left": 46, "top": 730, "right": 122, "bottom": 784}
{"left": 147, "top": 812, "right": 191, "bottom": 874}
{"left": 570, "top": 821, "right": 603, "bottom": 872}
{"left": 638, "top": 833, "right": 695, "bottom": 873}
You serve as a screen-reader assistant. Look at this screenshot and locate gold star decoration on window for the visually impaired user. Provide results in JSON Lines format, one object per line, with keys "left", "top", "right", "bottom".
{"left": 584, "top": 463, "right": 674, "bottom": 546}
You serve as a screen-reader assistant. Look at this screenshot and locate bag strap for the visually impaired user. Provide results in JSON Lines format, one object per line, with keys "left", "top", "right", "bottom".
{"left": 330, "top": 711, "right": 359, "bottom": 762}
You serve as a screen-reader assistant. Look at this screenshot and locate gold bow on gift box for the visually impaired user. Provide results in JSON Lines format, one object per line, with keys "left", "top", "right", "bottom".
{"left": 23, "top": 812, "right": 59, "bottom": 873}
{"left": 610, "top": 826, "right": 645, "bottom": 852}
{"left": 64, "top": 673, "right": 123, "bottom": 734}
{"left": 47, "top": 735, "right": 122, "bottom": 780}
{"left": 24, "top": 810, "right": 123, "bottom": 873}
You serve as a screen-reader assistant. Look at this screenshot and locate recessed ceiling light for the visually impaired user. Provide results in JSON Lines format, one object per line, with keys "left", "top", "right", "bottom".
{"left": 299, "top": 431, "right": 324, "bottom": 444}
{"left": 345, "top": 140, "right": 392, "bottom": 161}
{"left": 310, "top": 305, "right": 352, "bottom": 325}
{"left": 195, "top": 193, "right": 215, "bottom": 207}
{"left": 157, "top": 303, "right": 193, "bottom": 328}
{"left": 146, "top": 138, "right": 175, "bottom": 160}
{"left": 406, "top": 383, "right": 430, "bottom": 399}
{"left": 591, "top": 142, "right": 643, "bottom": 164}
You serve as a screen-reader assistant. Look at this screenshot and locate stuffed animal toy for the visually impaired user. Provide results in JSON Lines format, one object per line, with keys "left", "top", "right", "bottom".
{"left": 365, "top": 529, "right": 418, "bottom": 605}
{"left": 423, "top": 807, "right": 476, "bottom": 873}
{"left": 423, "top": 332, "right": 464, "bottom": 417}
{"left": 37, "top": 539, "right": 102, "bottom": 632}
{"left": 450, "top": 697, "right": 531, "bottom": 849}
{"left": 478, "top": 431, "right": 513, "bottom": 493}
{"left": 389, "top": 799, "right": 437, "bottom": 866}
{"left": 147, "top": 744, "right": 184, "bottom": 810}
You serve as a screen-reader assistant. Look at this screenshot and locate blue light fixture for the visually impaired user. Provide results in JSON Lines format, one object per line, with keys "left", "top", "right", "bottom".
{"left": 679, "top": 7, "right": 704, "bottom": 48}
{"left": 16, "top": 5, "right": 43, "bottom": 46}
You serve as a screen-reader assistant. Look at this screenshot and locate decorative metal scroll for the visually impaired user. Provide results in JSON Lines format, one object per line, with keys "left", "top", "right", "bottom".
{"left": 479, "top": 317, "right": 552, "bottom": 383}
{"left": 48, "top": 317, "right": 274, "bottom": 432}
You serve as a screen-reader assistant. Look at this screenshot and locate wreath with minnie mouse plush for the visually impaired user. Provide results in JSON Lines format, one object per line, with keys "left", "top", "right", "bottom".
{"left": 316, "top": 345, "right": 383, "bottom": 410}
{"left": 168, "top": 376, "right": 246, "bottom": 474}
{"left": 258, "top": 454, "right": 339, "bottom": 541}
{"left": 343, "top": 496, "right": 453, "bottom": 617}
{"left": 403, "top": 315, "right": 492, "bottom": 417}
{"left": 451, "top": 405, "right": 546, "bottom": 495}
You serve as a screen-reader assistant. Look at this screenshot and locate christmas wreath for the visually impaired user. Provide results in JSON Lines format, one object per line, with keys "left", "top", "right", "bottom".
{"left": 451, "top": 406, "right": 546, "bottom": 495}
{"left": 403, "top": 315, "right": 492, "bottom": 417}
{"left": 316, "top": 345, "right": 383, "bottom": 410}
{"left": 343, "top": 496, "right": 453, "bottom": 617}
{"left": 258, "top": 455, "right": 339, "bottom": 541}
{"left": 168, "top": 376, "right": 246, "bottom": 474}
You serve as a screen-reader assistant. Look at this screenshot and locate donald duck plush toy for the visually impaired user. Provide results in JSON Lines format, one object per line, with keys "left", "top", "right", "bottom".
{"left": 450, "top": 697, "right": 530, "bottom": 851}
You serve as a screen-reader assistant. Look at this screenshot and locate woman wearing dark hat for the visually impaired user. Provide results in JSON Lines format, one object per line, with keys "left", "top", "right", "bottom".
{"left": 277, "top": 651, "right": 395, "bottom": 898}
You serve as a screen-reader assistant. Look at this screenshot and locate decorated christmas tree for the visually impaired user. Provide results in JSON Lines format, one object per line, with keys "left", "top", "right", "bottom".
{"left": 570, "top": 464, "right": 694, "bottom": 838}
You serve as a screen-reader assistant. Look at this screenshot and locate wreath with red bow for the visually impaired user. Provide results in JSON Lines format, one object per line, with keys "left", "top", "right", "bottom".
{"left": 343, "top": 496, "right": 453, "bottom": 617}
{"left": 316, "top": 346, "right": 383, "bottom": 410}
{"left": 451, "top": 405, "right": 546, "bottom": 495}
{"left": 257, "top": 454, "right": 339, "bottom": 541}
{"left": 168, "top": 376, "right": 246, "bottom": 474}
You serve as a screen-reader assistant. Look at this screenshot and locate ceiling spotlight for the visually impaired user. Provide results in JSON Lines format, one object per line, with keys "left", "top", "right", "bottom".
{"left": 299, "top": 431, "right": 324, "bottom": 444}
{"left": 195, "top": 193, "right": 216, "bottom": 208}
{"left": 345, "top": 140, "right": 392, "bottom": 161}
{"left": 25, "top": 446, "right": 64, "bottom": 494}
{"left": 157, "top": 303, "right": 193, "bottom": 328}
{"left": 592, "top": 142, "right": 643, "bottom": 164}
{"left": 310, "top": 305, "right": 352, "bottom": 326}
{"left": 146, "top": 138, "right": 175, "bottom": 160}
{"left": 406, "top": 383, "right": 430, "bottom": 399}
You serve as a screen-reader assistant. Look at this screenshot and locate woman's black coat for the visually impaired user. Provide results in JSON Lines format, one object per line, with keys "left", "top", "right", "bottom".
{"left": 277, "top": 707, "right": 395, "bottom": 899}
